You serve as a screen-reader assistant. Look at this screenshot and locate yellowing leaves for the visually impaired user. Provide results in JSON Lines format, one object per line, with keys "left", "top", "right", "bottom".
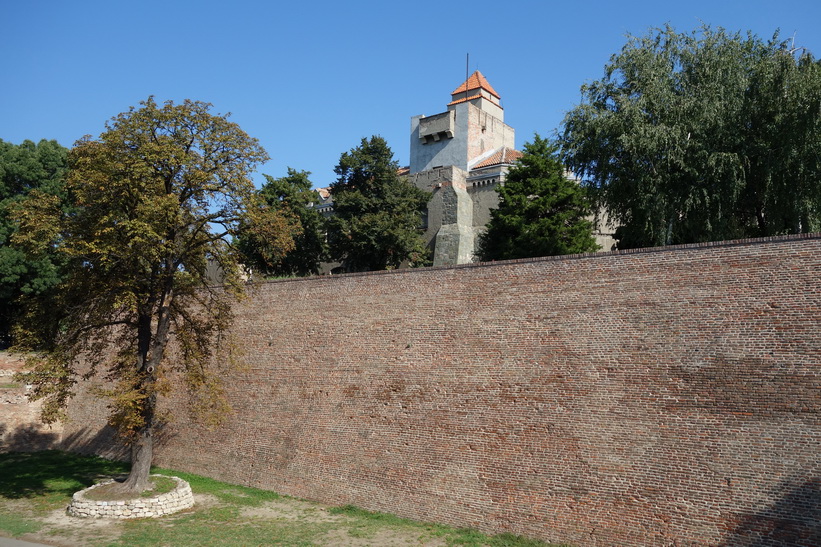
{"left": 17, "top": 97, "right": 282, "bottom": 458}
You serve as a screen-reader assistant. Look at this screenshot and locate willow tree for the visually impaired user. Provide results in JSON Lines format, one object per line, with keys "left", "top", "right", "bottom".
{"left": 12, "top": 98, "right": 294, "bottom": 492}
{"left": 560, "top": 25, "right": 821, "bottom": 248}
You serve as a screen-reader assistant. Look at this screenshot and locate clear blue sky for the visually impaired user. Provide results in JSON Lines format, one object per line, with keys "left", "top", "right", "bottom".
{"left": 3, "top": 0, "right": 820, "bottom": 189}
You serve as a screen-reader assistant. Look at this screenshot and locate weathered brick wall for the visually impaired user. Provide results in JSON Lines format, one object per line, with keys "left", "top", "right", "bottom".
{"left": 0, "top": 352, "right": 63, "bottom": 452}
{"left": 61, "top": 234, "right": 820, "bottom": 545}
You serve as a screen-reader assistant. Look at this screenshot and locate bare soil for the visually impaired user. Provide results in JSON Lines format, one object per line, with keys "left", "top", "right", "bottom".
{"left": 81, "top": 476, "right": 176, "bottom": 501}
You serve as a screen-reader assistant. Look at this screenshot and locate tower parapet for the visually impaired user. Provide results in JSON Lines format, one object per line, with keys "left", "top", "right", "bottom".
{"left": 410, "top": 71, "right": 514, "bottom": 175}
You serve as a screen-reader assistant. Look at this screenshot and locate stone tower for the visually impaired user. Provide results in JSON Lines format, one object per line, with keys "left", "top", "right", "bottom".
{"left": 409, "top": 71, "right": 521, "bottom": 266}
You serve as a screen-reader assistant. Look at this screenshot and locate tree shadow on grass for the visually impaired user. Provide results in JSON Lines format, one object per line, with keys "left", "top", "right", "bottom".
{"left": 0, "top": 426, "right": 130, "bottom": 501}
{"left": 0, "top": 450, "right": 129, "bottom": 500}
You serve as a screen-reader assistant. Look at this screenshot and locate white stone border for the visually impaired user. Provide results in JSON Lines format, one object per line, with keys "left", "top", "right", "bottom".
{"left": 67, "top": 474, "right": 194, "bottom": 519}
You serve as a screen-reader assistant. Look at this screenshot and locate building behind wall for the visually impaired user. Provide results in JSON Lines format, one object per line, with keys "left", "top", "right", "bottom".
{"left": 409, "top": 71, "right": 521, "bottom": 266}
{"left": 314, "top": 71, "right": 615, "bottom": 271}
{"left": 410, "top": 71, "right": 615, "bottom": 266}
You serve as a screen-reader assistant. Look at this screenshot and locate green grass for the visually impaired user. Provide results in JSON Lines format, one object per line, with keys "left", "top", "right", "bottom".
{"left": 0, "top": 382, "right": 21, "bottom": 389}
{"left": 110, "top": 512, "right": 331, "bottom": 547}
{"left": 0, "top": 451, "right": 567, "bottom": 546}
{"left": 0, "top": 513, "right": 42, "bottom": 537}
{"left": 0, "top": 450, "right": 128, "bottom": 515}
{"left": 327, "top": 505, "right": 556, "bottom": 547}
{"left": 150, "top": 465, "right": 282, "bottom": 507}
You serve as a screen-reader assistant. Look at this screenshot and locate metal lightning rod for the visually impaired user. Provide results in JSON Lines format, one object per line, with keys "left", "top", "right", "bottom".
{"left": 465, "top": 53, "right": 470, "bottom": 100}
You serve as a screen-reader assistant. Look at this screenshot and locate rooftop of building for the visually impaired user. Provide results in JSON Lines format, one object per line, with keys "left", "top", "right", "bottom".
{"left": 451, "top": 71, "right": 501, "bottom": 99}
{"left": 470, "top": 147, "right": 523, "bottom": 170}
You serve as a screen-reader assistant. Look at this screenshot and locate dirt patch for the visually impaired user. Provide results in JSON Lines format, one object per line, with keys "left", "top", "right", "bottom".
{"left": 5, "top": 492, "right": 452, "bottom": 547}
{"left": 191, "top": 492, "right": 220, "bottom": 509}
{"left": 240, "top": 497, "right": 347, "bottom": 523}
{"left": 319, "top": 527, "right": 447, "bottom": 546}
{"left": 0, "top": 351, "right": 25, "bottom": 372}
{"left": 240, "top": 499, "right": 447, "bottom": 546}
{"left": 37, "top": 506, "right": 127, "bottom": 546}
{"left": 81, "top": 476, "right": 177, "bottom": 501}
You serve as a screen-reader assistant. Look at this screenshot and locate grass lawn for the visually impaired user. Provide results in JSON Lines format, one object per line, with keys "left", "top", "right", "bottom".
{"left": 0, "top": 451, "right": 567, "bottom": 546}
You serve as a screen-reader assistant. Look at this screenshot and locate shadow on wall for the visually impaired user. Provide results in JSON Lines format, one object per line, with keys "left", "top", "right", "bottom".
{"left": 0, "top": 422, "right": 60, "bottom": 452}
{"left": 58, "top": 423, "right": 129, "bottom": 461}
{"left": 0, "top": 422, "right": 128, "bottom": 462}
{"left": 720, "top": 475, "right": 821, "bottom": 546}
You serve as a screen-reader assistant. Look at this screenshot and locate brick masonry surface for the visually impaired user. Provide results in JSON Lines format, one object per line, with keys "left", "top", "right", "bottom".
{"left": 37, "top": 234, "right": 821, "bottom": 545}
{"left": 1, "top": 352, "right": 64, "bottom": 451}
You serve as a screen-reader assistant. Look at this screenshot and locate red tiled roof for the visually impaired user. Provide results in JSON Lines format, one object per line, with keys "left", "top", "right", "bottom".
{"left": 471, "top": 147, "right": 523, "bottom": 169}
{"left": 451, "top": 71, "right": 501, "bottom": 100}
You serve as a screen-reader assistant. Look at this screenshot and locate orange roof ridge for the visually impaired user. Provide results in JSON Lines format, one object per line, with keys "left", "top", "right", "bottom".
{"left": 451, "top": 70, "right": 501, "bottom": 99}
{"left": 471, "top": 147, "right": 522, "bottom": 170}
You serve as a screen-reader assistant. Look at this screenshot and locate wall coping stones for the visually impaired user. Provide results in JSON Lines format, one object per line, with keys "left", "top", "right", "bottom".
{"left": 241, "top": 231, "right": 821, "bottom": 285}
{"left": 66, "top": 474, "right": 194, "bottom": 519}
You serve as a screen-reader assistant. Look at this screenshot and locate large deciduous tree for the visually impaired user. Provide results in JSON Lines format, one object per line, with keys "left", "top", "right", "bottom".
{"left": 0, "top": 139, "right": 68, "bottom": 346}
{"left": 477, "top": 135, "right": 599, "bottom": 261}
{"left": 238, "top": 168, "right": 328, "bottom": 277}
{"left": 327, "top": 136, "right": 430, "bottom": 272}
{"left": 560, "top": 25, "right": 821, "bottom": 248}
{"left": 12, "top": 98, "right": 294, "bottom": 492}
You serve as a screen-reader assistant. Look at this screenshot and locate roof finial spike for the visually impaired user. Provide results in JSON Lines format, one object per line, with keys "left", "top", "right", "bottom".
{"left": 465, "top": 53, "right": 470, "bottom": 100}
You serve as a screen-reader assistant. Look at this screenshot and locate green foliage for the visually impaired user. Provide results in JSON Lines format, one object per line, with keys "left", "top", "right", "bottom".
{"left": 237, "top": 168, "right": 327, "bottom": 277}
{"left": 478, "top": 135, "right": 599, "bottom": 261}
{"left": 0, "top": 139, "right": 69, "bottom": 346}
{"left": 10, "top": 98, "right": 293, "bottom": 490}
{"left": 327, "top": 136, "right": 430, "bottom": 272}
{"left": 560, "top": 25, "right": 821, "bottom": 248}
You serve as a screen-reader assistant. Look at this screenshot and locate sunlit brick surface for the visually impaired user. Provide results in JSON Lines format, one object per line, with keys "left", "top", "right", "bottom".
{"left": 60, "top": 234, "right": 821, "bottom": 546}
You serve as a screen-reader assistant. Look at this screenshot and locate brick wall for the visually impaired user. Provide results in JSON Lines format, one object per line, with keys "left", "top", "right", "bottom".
{"left": 59, "top": 234, "right": 821, "bottom": 545}
{"left": 0, "top": 352, "right": 63, "bottom": 452}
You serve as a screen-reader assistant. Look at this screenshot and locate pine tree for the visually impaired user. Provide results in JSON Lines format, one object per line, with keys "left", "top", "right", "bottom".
{"left": 327, "top": 136, "right": 430, "bottom": 272}
{"left": 478, "top": 135, "right": 599, "bottom": 261}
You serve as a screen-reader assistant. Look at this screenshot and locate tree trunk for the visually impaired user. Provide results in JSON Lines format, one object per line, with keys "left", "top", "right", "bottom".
{"left": 120, "top": 426, "right": 154, "bottom": 492}
{"left": 116, "top": 286, "right": 173, "bottom": 493}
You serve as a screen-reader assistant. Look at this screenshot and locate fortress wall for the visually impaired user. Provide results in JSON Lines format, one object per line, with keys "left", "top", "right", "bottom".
{"left": 0, "top": 354, "right": 64, "bottom": 452}
{"left": 61, "top": 234, "right": 821, "bottom": 545}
